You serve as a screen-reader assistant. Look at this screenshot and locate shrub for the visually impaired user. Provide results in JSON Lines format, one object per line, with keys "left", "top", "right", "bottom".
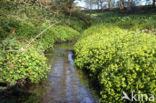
{"left": 66, "top": 17, "right": 88, "bottom": 32}
{"left": 0, "top": 38, "right": 50, "bottom": 86}
{"left": 35, "top": 24, "right": 80, "bottom": 49}
{"left": 74, "top": 25, "right": 156, "bottom": 102}
{"left": 0, "top": 26, "right": 7, "bottom": 39}
{"left": 15, "top": 22, "right": 40, "bottom": 39}
{"left": 0, "top": 17, "right": 40, "bottom": 41}
{"left": 0, "top": 16, "right": 79, "bottom": 49}
{"left": 54, "top": 25, "right": 80, "bottom": 42}
{"left": 0, "top": 17, "right": 20, "bottom": 39}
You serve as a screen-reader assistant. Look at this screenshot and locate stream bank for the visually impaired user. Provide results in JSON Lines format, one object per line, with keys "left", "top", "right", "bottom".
{"left": 0, "top": 43, "right": 99, "bottom": 103}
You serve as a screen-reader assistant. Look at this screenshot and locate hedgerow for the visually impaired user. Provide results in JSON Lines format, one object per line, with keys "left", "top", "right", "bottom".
{"left": 74, "top": 25, "right": 156, "bottom": 102}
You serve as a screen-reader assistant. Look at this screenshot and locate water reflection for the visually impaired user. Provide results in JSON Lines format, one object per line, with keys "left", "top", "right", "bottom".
{"left": 0, "top": 43, "right": 98, "bottom": 103}
{"left": 42, "top": 43, "right": 98, "bottom": 103}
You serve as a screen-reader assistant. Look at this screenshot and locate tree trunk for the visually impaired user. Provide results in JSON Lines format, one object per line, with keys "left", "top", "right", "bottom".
{"left": 153, "top": 0, "right": 155, "bottom": 6}
{"left": 128, "top": 0, "right": 133, "bottom": 10}
{"left": 128, "top": 0, "right": 133, "bottom": 6}
{"left": 64, "top": 0, "right": 74, "bottom": 12}
{"left": 107, "top": 0, "right": 111, "bottom": 9}
{"left": 66, "top": 0, "right": 74, "bottom": 9}
{"left": 119, "top": 0, "right": 124, "bottom": 10}
{"left": 97, "top": 2, "right": 100, "bottom": 9}
{"left": 99, "top": 0, "right": 103, "bottom": 11}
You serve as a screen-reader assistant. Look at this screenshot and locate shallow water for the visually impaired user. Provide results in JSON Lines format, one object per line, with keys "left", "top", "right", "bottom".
{"left": 0, "top": 43, "right": 98, "bottom": 103}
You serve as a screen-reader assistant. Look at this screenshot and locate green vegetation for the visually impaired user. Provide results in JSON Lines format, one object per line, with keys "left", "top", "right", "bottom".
{"left": 0, "top": 38, "right": 50, "bottom": 86}
{"left": 74, "top": 14, "right": 156, "bottom": 102}
{"left": 54, "top": 25, "right": 80, "bottom": 42}
{"left": 92, "top": 13, "right": 156, "bottom": 33}
{"left": 0, "top": 0, "right": 86, "bottom": 88}
{"left": 0, "top": 0, "right": 156, "bottom": 102}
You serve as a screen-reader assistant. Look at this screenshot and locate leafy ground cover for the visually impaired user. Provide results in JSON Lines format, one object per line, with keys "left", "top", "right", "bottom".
{"left": 90, "top": 12, "right": 156, "bottom": 35}
{"left": 0, "top": 1, "right": 86, "bottom": 89}
{"left": 74, "top": 13, "right": 156, "bottom": 102}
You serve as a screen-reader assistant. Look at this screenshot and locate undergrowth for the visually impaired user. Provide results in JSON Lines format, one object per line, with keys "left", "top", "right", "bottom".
{"left": 0, "top": 0, "right": 86, "bottom": 88}
{"left": 74, "top": 14, "right": 156, "bottom": 102}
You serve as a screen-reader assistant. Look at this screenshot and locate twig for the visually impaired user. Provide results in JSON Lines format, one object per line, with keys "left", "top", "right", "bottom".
{"left": 20, "top": 21, "right": 60, "bottom": 52}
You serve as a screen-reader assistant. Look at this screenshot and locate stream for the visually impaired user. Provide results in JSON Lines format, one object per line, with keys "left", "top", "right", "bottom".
{"left": 0, "top": 43, "right": 99, "bottom": 103}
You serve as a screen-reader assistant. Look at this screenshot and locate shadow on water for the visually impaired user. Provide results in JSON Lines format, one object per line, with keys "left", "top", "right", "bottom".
{"left": 0, "top": 43, "right": 99, "bottom": 103}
